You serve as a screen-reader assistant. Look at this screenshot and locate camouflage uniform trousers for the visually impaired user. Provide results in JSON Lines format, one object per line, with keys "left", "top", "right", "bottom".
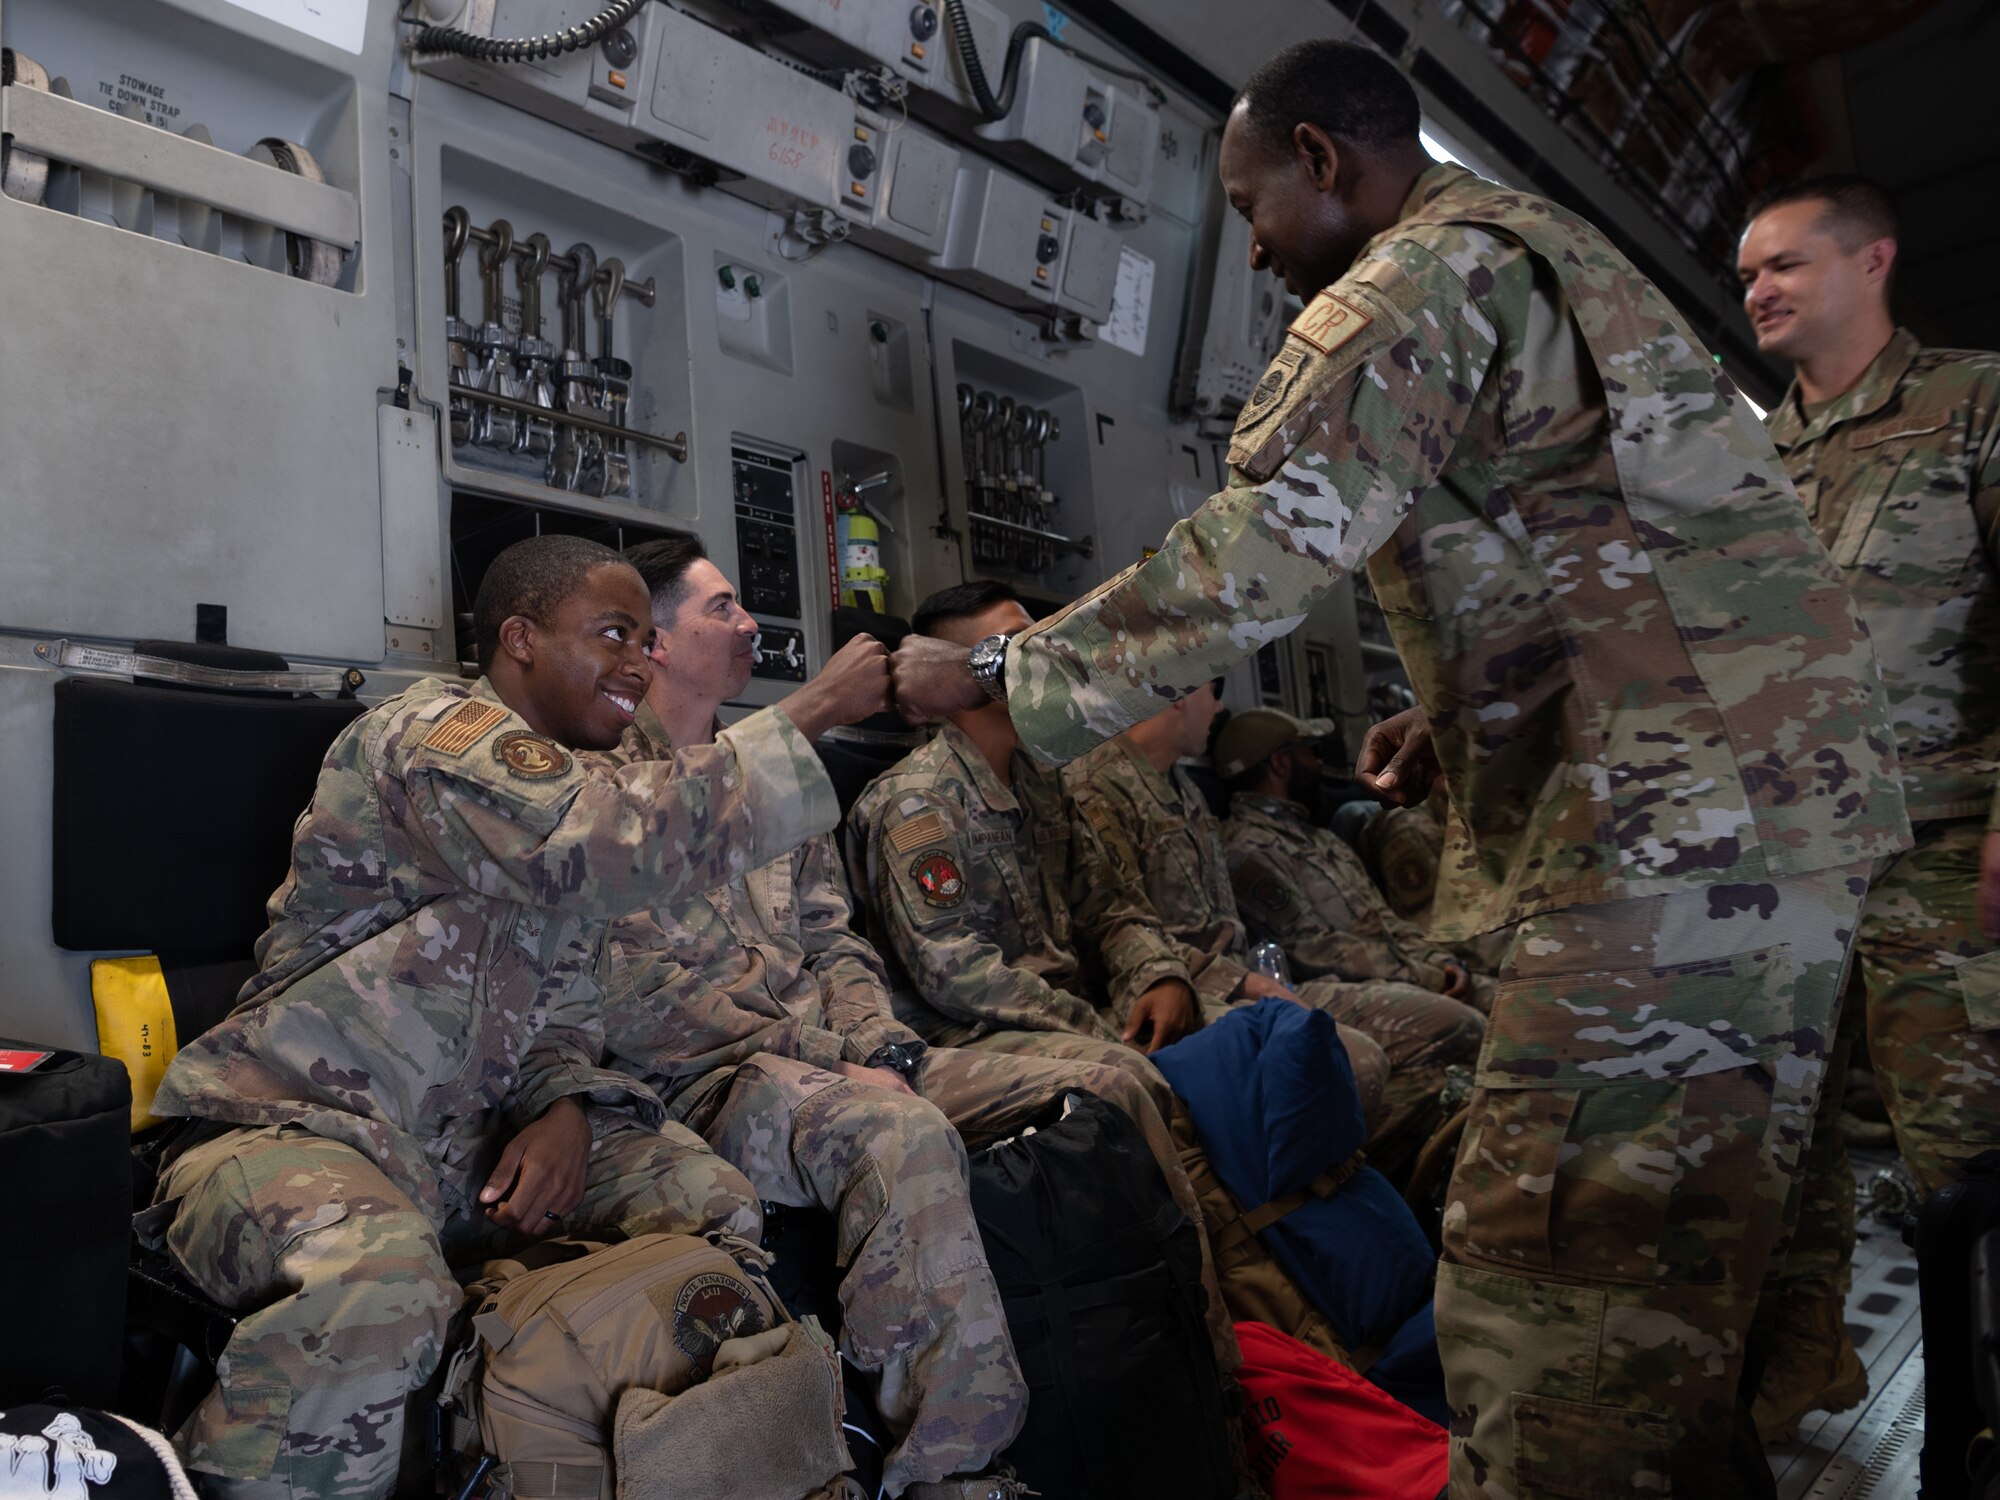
{"left": 674, "top": 1054, "right": 1027, "bottom": 1495}
{"left": 919, "top": 1037, "right": 1244, "bottom": 1381}
{"left": 155, "top": 1118, "right": 760, "bottom": 1500}
{"left": 1853, "top": 816, "right": 2000, "bottom": 1195}
{"left": 1293, "top": 977, "right": 1485, "bottom": 1183}
{"left": 1434, "top": 860, "right": 1869, "bottom": 1499}
{"left": 1775, "top": 817, "right": 2000, "bottom": 1305}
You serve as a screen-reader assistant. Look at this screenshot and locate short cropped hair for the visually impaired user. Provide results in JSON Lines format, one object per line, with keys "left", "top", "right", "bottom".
{"left": 623, "top": 532, "right": 708, "bottom": 620}
{"left": 1744, "top": 174, "right": 1899, "bottom": 253}
{"left": 912, "top": 580, "right": 1022, "bottom": 639}
{"left": 1234, "top": 39, "right": 1422, "bottom": 159}
{"left": 472, "top": 534, "right": 625, "bottom": 671}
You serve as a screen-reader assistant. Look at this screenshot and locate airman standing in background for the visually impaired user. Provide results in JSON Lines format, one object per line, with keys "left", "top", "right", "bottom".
{"left": 1739, "top": 173, "right": 2000, "bottom": 1442}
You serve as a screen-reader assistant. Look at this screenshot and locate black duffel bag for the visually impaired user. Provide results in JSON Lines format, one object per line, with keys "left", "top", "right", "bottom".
{"left": 970, "top": 1091, "right": 1235, "bottom": 1500}
{"left": 0, "top": 1039, "right": 132, "bottom": 1404}
{"left": 1920, "top": 1152, "right": 2000, "bottom": 1499}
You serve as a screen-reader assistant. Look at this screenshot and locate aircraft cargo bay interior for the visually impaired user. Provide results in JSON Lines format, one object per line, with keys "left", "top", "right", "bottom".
{"left": 2, "top": 2, "right": 1997, "bottom": 1498}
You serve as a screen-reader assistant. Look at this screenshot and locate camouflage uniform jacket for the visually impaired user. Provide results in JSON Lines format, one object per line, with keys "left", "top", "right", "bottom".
{"left": 1062, "top": 738, "right": 1249, "bottom": 1011}
{"left": 1224, "top": 791, "right": 1462, "bottom": 991}
{"left": 1001, "top": 163, "right": 1908, "bottom": 939}
{"left": 152, "top": 676, "right": 838, "bottom": 1219}
{"left": 595, "top": 708, "right": 922, "bottom": 1110}
{"left": 845, "top": 723, "right": 1163, "bottom": 1047}
{"left": 1765, "top": 328, "right": 2000, "bottom": 828}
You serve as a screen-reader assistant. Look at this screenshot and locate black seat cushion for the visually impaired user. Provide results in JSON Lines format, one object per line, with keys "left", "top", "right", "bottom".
{"left": 52, "top": 677, "right": 363, "bottom": 954}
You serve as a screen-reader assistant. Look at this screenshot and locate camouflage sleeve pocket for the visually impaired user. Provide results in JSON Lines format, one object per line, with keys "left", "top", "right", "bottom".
{"left": 1955, "top": 948, "right": 2000, "bottom": 1032}
{"left": 1227, "top": 299, "right": 1409, "bottom": 485}
{"left": 1449, "top": 945, "right": 1796, "bottom": 1285}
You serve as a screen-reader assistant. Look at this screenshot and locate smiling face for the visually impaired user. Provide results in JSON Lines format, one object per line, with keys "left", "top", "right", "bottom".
{"left": 650, "top": 558, "right": 761, "bottom": 705}
{"left": 502, "top": 561, "right": 655, "bottom": 751}
{"left": 1736, "top": 198, "right": 1895, "bottom": 363}
{"left": 1218, "top": 103, "right": 1371, "bottom": 304}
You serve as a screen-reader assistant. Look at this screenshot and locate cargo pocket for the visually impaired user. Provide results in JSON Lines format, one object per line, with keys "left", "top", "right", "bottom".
{"left": 1445, "top": 945, "right": 1794, "bottom": 1285}
{"left": 1957, "top": 949, "right": 2000, "bottom": 1033}
{"left": 178, "top": 1370, "right": 295, "bottom": 1481}
{"left": 1362, "top": 513, "right": 1434, "bottom": 622}
{"left": 1514, "top": 1392, "right": 1675, "bottom": 1498}
{"left": 831, "top": 1158, "right": 939, "bottom": 1367}
{"left": 1829, "top": 418, "right": 1957, "bottom": 573}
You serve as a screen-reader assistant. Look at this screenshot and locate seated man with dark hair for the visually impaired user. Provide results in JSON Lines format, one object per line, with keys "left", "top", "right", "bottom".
{"left": 145, "top": 534, "right": 890, "bottom": 1500}
{"left": 846, "top": 581, "right": 1182, "bottom": 1111}
{"left": 844, "top": 579, "right": 1241, "bottom": 1378}
{"left": 598, "top": 538, "right": 1197, "bottom": 1498}
{"left": 1063, "top": 683, "right": 1484, "bottom": 1182}
{"left": 1215, "top": 707, "right": 1496, "bottom": 1011}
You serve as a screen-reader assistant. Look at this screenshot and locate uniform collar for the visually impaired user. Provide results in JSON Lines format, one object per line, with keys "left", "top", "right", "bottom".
{"left": 1111, "top": 737, "right": 1184, "bottom": 810}
{"left": 632, "top": 702, "right": 676, "bottom": 757}
{"left": 1230, "top": 790, "right": 1309, "bottom": 823}
{"left": 1768, "top": 327, "right": 1922, "bottom": 451}
{"left": 938, "top": 721, "right": 1020, "bottom": 815}
{"left": 1398, "top": 161, "right": 1478, "bottom": 223}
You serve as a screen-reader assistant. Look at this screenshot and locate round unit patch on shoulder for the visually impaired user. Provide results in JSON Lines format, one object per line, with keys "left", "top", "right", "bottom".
{"left": 1250, "top": 876, "right": 1292, "bottom": 913}
{"left": 909, "top": 848, "right": 965, "bottom": 908}
{"left": 1237, "top": 342, "right": 1307, "bottom": 428}
{"left": 493, "top": 730, "right": 572, "bottom": 781}
{"left": 672, "top": 1271, "right": 767, "bottom": 1374}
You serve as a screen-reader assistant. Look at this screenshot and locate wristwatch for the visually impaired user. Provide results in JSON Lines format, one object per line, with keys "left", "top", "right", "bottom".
{"left": 968, "top": 632, "right": 1011, "bottom": 702}
{"left": 864, "top": 1040, "right": 927, "bottom": 1080}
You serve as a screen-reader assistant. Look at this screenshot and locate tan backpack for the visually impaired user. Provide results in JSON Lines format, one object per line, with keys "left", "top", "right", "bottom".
{"left": 437, "top": 1233, "right": 852, "bottom": 1500}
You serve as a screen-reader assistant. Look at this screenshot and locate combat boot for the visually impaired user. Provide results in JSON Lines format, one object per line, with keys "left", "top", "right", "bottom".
{"left": 1751, "top": 1290, "right": 1869, "bottom": 1444}
{"left": 902, "top": 1470, "right": 1036, "bottom": 1499}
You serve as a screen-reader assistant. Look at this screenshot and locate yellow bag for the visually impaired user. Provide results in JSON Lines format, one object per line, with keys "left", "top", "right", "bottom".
{"left": 90, "top": 956, "right": 177, "bottom": 1130}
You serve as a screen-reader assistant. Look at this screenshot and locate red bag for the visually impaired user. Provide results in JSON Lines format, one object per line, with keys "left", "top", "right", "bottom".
{"left": 1236, "top": 1321, "right": 1448, "bottom": 1499}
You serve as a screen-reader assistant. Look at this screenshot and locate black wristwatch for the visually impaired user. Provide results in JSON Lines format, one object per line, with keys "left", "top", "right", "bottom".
{"left": 968, "top": 632, "right": 1011, "bottom": 702}
{"left": 864, "top": 1040, "right": 927, "bottom": 1080}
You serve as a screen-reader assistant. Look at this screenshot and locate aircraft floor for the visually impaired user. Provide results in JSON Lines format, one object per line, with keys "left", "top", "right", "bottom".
{"left": 1769, "top": 1148, "right": 1926, "bottom": 1500}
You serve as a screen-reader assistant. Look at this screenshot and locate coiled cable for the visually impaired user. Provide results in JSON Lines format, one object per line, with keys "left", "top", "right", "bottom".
{"left": 409, "top": 0, "right": 647, "bottom": 64}
{"left": 942, "top": 0, "right": 1049, "bottom": 121}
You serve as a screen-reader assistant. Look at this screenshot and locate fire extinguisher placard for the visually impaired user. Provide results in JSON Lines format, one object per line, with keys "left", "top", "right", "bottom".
{"left": 821, "top": 471, "right": 839, "bottom": 607}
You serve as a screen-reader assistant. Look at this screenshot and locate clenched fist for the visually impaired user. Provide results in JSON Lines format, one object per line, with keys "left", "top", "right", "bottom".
{"left": 780, "top": 632, "right": 894, "bottom": 741}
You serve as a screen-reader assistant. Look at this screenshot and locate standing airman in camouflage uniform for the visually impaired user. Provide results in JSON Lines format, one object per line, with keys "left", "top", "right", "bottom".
{"left": 1064, "top": 685, "right": 1480, "bottom": 1178}
{"left": 1214, "top": 708, "right": 1497, "bottom": 1012}
{"left": 889, "top": 42, "right": 1908, "bottom": 1496}
{"left": 1739, "top": 174, "right": 2000, "bottom": 1440}
{"left": 145, "top": 537, "right": 891, "bottom": 1500}
{"left": 595, "top": 540, "right": 1188, "bottom": 1496}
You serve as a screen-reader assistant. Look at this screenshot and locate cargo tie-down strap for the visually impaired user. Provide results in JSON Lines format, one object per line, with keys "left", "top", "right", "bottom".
{"left": 35, "top": 638, "right": 361, "bottom": 696}
{"left": 1214, "top": 1149, "right": 1369, "bottom": 1254}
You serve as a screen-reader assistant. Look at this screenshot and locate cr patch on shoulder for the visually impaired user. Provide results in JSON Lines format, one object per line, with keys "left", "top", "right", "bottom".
{"left": 493, "top": 730, "right": 572, "bottom": 781}
{"left": 423, "top": 699, "right": 507, "bottom": 757}
{"left": 1288, "top": 291, "right": 1372, "bottom": 356}
{"left": 909, "top": 848, "right": 966, "bottom": 908}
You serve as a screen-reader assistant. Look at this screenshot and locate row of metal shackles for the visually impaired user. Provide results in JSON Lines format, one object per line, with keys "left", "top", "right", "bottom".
{"left": 441, "top": 207, "right": 676, "bottom": 498}
{"left": 957, "top": 386, "right": 1062, "bottom": 491}
{"left": 955, "top": 384, "right": 1075, "bottom": 574}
